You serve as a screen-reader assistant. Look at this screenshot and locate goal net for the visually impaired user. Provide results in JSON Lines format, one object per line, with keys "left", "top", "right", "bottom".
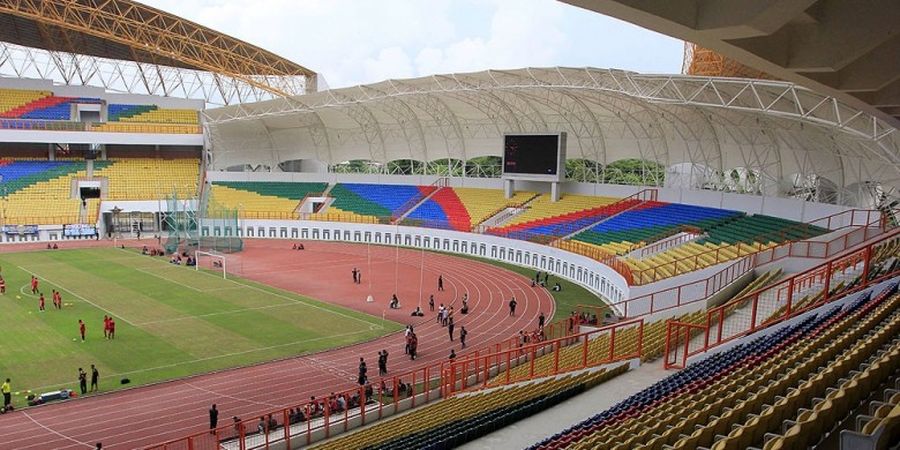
{"left": 195, "top": 251, "right": 227, "bottom": 279}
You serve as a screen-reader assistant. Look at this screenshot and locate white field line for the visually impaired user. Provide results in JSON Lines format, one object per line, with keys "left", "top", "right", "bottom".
{"left": 137, "top": 301, "right": 305, "bottom": 326}
{"left": 116, "top": 248, "right": 386, "bottom": 330}
{"left": 14, "top": 264, "right": 139, "bottom": 327}
{"left": 20, "top": 329, "right": 375, "bottom": 395}
{"left": 21, "top": 411, "right": 93, "bottom": 448}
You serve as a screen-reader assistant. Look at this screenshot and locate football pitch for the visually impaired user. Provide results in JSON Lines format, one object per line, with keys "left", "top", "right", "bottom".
{"left": 0, "top": 247, "right": 401, "bottom": 402}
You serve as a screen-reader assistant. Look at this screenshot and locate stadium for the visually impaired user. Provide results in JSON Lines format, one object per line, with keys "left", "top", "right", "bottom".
{"left": 0, "top": 1, "right": 897, "bottom": 449}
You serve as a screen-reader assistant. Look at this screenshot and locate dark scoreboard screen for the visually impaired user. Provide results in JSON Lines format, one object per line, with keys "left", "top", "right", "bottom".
{"left": 503, "top": 134, "right": 560, "bottom": 175}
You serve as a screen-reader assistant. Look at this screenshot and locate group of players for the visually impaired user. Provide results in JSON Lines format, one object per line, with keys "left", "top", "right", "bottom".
{"left": 2, "top": 274, "right": 119, "bottom": 342}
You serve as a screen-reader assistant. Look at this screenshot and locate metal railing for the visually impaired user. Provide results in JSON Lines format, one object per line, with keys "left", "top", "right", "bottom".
{"left": 662, "top": 230, "right": 899, "bottom": 369}
{"left": 0, "top": 118, "right": 201, "bottom": 134}
{"left": 143, "top": 315, "right": 640, "bottom": 450}
{"left": 621, "top": 209, "right": 885, "bottom": 285}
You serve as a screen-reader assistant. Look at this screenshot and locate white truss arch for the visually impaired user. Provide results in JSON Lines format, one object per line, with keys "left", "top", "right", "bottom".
{"left": 205, "top": 67, "right": 900, "bottom": 205}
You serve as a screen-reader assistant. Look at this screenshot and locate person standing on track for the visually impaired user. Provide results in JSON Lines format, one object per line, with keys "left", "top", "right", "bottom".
{"left": 2, "top": 378, "right": 11, "bottom": 410}
{"left": 448, "top": 316, "right": 455, "bottom": 341}
{"left": 78, "top": 368, "right": 87, "bottom": 395}
{"left": 357, "top": 357, "right": 367, "bottom": 386}
{"left": 460, "top": 326, "right": 468, "bottom": 349}
{"left": 409, "top": 332, "right": 418, "bottom": 360}
{"left": 509, "top": 297, "right": 518, "bottom": 316}
{"left": 538, "top": 311, "right": 546, "bottom": 329}
{"left": 429, "top": 295, "right": 435, "bottom": 312}
{"left": 90, "top": 365, "right": 99, "bottom": 392}
{"left": 352, "top": 268, "right": 358, "bottom": 284}
{"left": 377, "top": 350, "right": 387, "bottom": 376}
{"left": 78, "top": 319, "right": 86, "bottom": 342}
{"left": 209, "top": 404, "right": 219, "bottom": 433}
{"left": 437, "top": 274, "right": 444, "bottom": 291}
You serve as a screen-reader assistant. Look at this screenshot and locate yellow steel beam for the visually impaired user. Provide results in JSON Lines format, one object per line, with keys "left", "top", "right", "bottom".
{"left": 0, "top": 0, "right": 315, "bottom": 98}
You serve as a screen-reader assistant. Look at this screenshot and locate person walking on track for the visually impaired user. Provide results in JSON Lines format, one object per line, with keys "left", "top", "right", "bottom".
{"left": 209, "top": 404, "right": 219, "bottom": 433}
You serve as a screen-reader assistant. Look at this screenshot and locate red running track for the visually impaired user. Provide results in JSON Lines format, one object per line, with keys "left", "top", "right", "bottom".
{"left": 0, "top": 239, "right": 554, "bottom": 449}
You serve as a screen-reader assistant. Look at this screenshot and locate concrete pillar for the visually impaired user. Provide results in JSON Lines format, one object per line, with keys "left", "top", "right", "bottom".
{"left": 504, "top": 179, "right": 514, "bottom": 199}
{"left": 551, "top": 182, "right": 560, "bottom": 202}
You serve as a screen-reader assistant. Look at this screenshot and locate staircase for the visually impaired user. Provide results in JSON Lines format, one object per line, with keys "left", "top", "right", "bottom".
{"left": 473, "top": 192, "right": 542, "bottom": 232}
{"left": 391, "top": 177, "right": 449, "bottom": 223}
{"left": 561, "top": 192, "right": 657, "bottom": 240}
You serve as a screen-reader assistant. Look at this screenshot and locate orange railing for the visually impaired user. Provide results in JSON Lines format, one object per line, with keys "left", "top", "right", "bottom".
{"left": 143, "top": 316, "right": 640, "bottom": 450}
{"left": 2, "top": 216, "right": 83, "bottom": 226}
{"left": 0, "top": 118, "right": 201, "bottom": 134}
{"left": 662, "top": 229, "right": 899, "bottom": 369}
{"left": 571, "top": 212, "right": 892, "bottom": 320}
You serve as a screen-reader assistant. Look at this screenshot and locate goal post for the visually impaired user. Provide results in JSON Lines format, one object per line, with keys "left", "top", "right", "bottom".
{"left": 195, "top": 251, "right": 227, "bottom": 279}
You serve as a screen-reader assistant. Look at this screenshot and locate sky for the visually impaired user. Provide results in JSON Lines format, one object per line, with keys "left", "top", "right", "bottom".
{"left": 140, "top": 0, "right": 684, "bottom": 89}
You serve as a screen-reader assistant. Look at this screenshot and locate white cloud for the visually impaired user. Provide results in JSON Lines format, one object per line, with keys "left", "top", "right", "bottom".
{"left": 139, "top": 0, "right": 683, "bottom": 88}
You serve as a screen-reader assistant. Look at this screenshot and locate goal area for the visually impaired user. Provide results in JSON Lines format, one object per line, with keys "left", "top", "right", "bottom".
{"left": 163, "top": 188, "right": 243, "bottom": 255}
{"left": 195, "top": 251, "right": 227, "bottom": 279}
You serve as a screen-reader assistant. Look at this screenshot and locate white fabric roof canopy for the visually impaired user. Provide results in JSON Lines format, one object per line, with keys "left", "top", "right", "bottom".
{"left": 205, "top": 67, "right": 899, "bottom": 197}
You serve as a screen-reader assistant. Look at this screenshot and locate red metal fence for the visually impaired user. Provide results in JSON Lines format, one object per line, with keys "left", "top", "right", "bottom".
{"left": 143, "top": 317, "right": 640, "bottom": 450}
{"left": 663, "top": 229, "right": 899, "bottom": 369}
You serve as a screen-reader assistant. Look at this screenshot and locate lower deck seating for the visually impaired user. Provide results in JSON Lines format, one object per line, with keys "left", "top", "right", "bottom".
{"left": 209, "top": 181, "right": 328, "bottom": 219}
{"left": 620, "top": 214, "right": 829, "bottom": 284}
{"left": 489, "top": 194, "right": 622, "bottom": 240}
{"left": 326, "top": 183, "right": 435, "bottom": 220}
{"left": 93, "top": 158, "right": 199, "bottom": 200}
{"left": 528, "top": 281, "right": 899, "bottom": 450}
{"left": 1, "top": 160, "right": 92, "bottom": 224}
{"left": 403, "top": 187, "right": 535, "bottom": 231}
{"left": 571, "top": 202, "right": 741, "bottom": 256}
{"left": 313, "top": 366, "right": 628, "bottom": 450}
{"left": 0, "top": 158, "right": 199, "bottom": 225}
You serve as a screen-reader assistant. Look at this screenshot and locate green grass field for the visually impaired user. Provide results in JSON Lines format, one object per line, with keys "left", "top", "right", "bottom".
{"left": 0, "top": 247, "right": 401, "bottom": 402}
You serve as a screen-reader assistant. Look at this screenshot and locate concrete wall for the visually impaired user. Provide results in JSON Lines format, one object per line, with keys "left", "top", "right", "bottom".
{"left": 203, "top": 219, "right": 630, "bottom": 314}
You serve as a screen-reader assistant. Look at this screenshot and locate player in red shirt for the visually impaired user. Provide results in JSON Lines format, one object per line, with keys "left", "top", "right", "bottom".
{"left": 0, "top": 276, "right": 6, "bottom": 294}
{"left": 78, "top": 319, "right": 86, "bottom": 342}
{"left": 103, "top": 315, "right": 110, "bottom": 339}
{"left": 108, "top": 319, "right": 116, "bottom": 340}
{"left": 38, "top": 293, "right": 45, "bottom": 311}
{"left": 54, "top": 290, "right": 62, "bottom": 310}
{"left": 30, "top": 276, "right": 38, "bottom": 294}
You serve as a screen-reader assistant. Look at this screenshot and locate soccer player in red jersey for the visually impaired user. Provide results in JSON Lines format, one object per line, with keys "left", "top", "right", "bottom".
{"left": 103, "top": 315, "right": 110, "bottom": 339}
{"left": 38, "top": 293, "right": 45, "bottom": 311}
{"left": 30, "top": 276, "right": 38, "bottom": 294}
{"left": 108, "top": 319, "right": 116, "bottom": 340}
{"left": 78, "top": 319, "right": 86, "bottom": 342}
